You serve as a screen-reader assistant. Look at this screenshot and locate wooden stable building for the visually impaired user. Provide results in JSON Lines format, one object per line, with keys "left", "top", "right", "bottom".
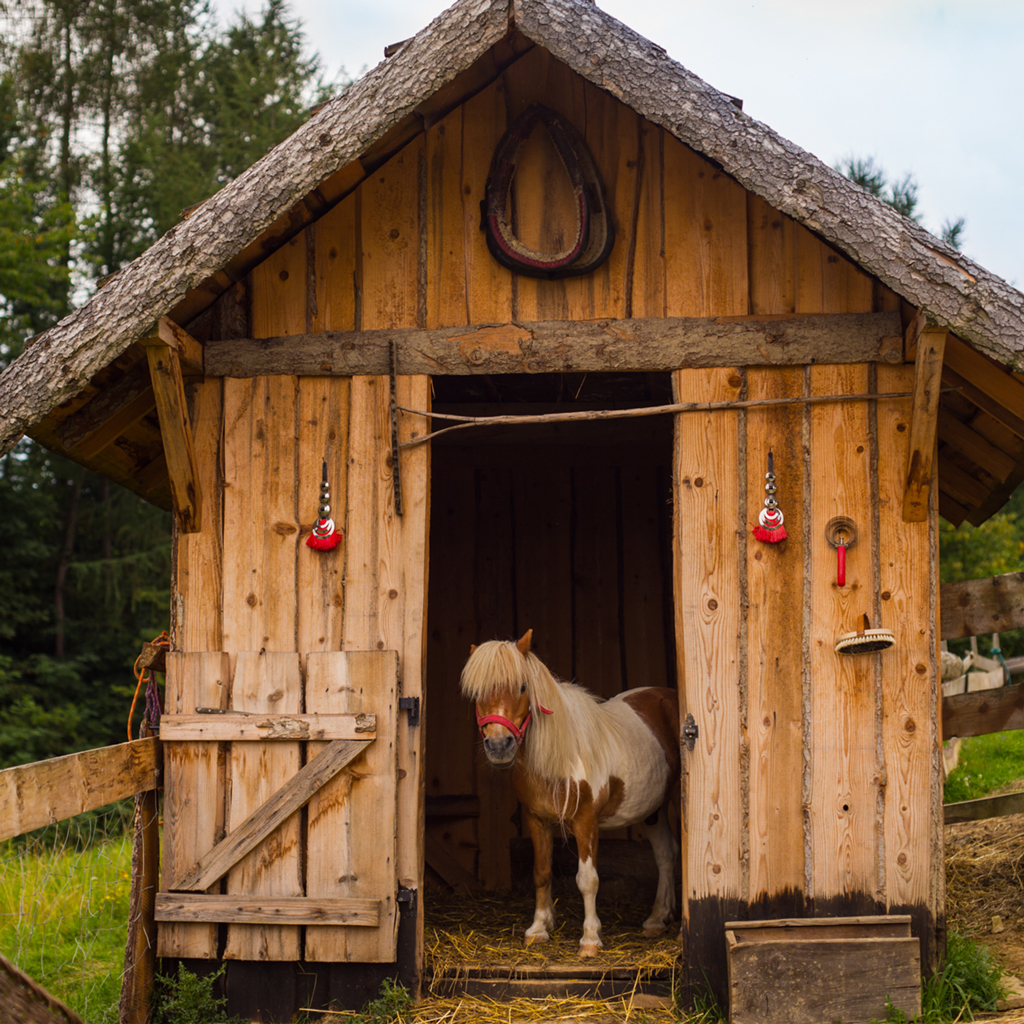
{"left": 3, "top": 0, "right": 1024, "bottom": 1016}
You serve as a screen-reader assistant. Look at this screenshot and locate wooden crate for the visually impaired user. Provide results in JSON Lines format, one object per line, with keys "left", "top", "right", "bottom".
{"left": 725, "top": 916, "right": 920, "bottom": 1024}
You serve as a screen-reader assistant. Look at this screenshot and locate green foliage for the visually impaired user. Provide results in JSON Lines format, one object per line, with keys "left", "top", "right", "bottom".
{"left": 686, "top": 984, "right": 727, "bottom": 1023}
{"left": 943, "top": 730, "right": 1024, "bottom": 804}
{"left": 349, "top": 978, "right": 414, "bottom": 1024}
{"left": 155, "top": 964, "right": 248, "bottom": 1024}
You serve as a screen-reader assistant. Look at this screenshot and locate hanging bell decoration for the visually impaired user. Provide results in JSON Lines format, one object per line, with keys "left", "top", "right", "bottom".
{"left": 306, "top": 460, "right": 342, "bottom": 551}
{"left": 752, "top": 449, "right": 787, "bottom": 543}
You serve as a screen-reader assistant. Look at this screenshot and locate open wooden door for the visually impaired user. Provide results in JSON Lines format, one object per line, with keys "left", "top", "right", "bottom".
{"left": 161, "top": 370, "right": 431, "bottom": 994}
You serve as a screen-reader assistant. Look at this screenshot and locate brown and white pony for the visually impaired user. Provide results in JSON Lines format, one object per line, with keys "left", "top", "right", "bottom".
{"left": 461, "top": 630, "right": 680, "bottom": 956}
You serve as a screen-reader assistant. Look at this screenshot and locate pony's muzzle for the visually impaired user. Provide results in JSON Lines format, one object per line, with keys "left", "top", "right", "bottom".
{"left": 483, "top": 734, "right": 518, "bottom": 766}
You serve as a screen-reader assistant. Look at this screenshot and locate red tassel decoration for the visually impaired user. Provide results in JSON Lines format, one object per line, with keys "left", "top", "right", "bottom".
{"left": 305, "top": 461, "right": 343, "bottom": 552}
{"left": 753, "top": 450, "right": 787, "bottom": 544}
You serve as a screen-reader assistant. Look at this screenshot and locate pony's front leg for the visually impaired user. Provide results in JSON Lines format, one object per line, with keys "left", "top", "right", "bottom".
{"left": 642, "top": 805, "right": 678, "bottom": 937}
{"left": 571, "top": 820, "right": 602, "bottom": 956}
{"left": 523, "top": 809, "right": 555, "bottom": 945}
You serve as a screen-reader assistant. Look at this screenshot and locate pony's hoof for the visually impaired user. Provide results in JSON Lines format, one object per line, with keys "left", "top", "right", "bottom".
{"left": 524, "top": 931, "right": 549, "bottom": 946}
{"left": 579, "top": 942, "right": 602, "bottom": 957}
{"left": 643, "top": 924, "right": 667, "bottom": 939}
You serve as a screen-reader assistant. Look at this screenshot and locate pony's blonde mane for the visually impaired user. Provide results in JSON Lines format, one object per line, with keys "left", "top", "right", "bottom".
{"left": 461, "top": 639, "right": 625, "bottom": 792}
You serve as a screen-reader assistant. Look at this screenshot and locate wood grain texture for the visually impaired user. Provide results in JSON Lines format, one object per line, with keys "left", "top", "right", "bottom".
{"left": 745, "top": 367, "right": 806, "bottom": 904}
{"left": 203, "top": 313, "right": 902, "bottom": 377}
{"left": 54, "top": 359, "right": 154, "bottom": 452}
{"left": 0, "top": 738, "right": 159, "bottom": 843}
{"left": 877, "top": 363, "right": 937, "bottom": 913}
{"left": 224, "top": 651, "right": 303, "bottom": 961}
{"left": 807, "top": 364, "right": 879, "bottom": 905}
{"left": 674, "top": 368, "right": 743, "bottom": 906}
{"left": 942, "top": 681, "right": 1024, "bottom": 738}
{"left": 160, "top": 713, "right": 375, "bottom": 741}
{"left": 940, "top": 572, "right": 1024, "bottom": 640}
{"left": 305, "top": 651, "right": 399, "bottom": 963}
{"left": 155, "top": 893, "right": 380, "bottom": 926}
{"left": 903, "top": 330, "right": 947, "bottom": 522}
{"left": 159, "top": 652, "right": 229, "bottom": 958}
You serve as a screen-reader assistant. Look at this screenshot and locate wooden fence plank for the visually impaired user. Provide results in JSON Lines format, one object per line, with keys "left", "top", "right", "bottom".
{"left": 944, "top": 791, "right": 1024, "bottom": 824}
{"left": 0, "top": 738, "right": 159, "bottom": 843}
{"left": 155, "top": 893, "right": 380, "bottom": 926}
{"left": 943, "top": 682, "right": 1024, "bottom": 738}
{"left": 940, "top": 572, "right": 1024, "bottom": 640}
{"left": 204, "top": 313, "right": 902, "bottom": 378}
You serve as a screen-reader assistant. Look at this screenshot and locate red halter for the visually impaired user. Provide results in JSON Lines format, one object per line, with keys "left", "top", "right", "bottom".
{"left": 476, "top": 702, "right": 553, "bottom": 742}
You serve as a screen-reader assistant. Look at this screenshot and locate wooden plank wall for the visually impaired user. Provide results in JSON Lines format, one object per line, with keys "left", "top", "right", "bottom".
{"left": 425, "top": 431, "right": 676, "bottom": 888}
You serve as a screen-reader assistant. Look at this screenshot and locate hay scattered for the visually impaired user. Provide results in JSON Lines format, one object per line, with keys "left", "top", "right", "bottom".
{"left": 945, "top": 814, "right": 1024, "bottom": 932}
{"left": 424, "top": 887, "right": 681, "bottom": 996}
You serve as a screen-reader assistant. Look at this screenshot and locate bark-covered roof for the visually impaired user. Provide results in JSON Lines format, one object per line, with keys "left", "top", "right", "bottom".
{"left": 1, "top": 0, "right": 1022, "bottom": 459}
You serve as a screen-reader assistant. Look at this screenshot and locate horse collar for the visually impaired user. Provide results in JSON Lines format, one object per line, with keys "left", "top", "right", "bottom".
{"left": 476, "top": 702, "right": 553, "bottom": 743}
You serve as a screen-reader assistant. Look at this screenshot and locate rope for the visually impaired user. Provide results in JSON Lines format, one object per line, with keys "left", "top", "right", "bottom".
{"left": 128, "top": 631, "right": 170, "bottom": 741}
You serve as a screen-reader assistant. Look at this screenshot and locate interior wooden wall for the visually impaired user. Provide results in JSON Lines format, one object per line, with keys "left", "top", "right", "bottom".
{"left": 425, "top": 423, "right": 675, "bottom": 888}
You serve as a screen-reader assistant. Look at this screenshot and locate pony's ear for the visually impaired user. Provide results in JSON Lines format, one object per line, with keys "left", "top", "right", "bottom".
{"left": 469, "top": 644, "right": 477, "bottom": 654}
{"left": 516, "top": 629, "right": 533, "bottom": 656}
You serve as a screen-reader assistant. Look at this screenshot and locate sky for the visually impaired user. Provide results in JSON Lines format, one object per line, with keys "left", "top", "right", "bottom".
{"left": 231, "top": 0, "right": 1024, "bottom": 290}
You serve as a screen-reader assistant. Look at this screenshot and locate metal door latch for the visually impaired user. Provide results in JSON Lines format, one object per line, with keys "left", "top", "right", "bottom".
{"left": 682, "top": 713, "right": 699, "bottom": 751}
{"left": 398, "top": 696, "right": 420, "bottom": 726}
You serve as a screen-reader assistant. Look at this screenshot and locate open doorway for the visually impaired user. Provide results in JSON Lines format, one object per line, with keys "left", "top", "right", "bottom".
{"left": 423, "top": 372, "right": 678, "bottom": 918}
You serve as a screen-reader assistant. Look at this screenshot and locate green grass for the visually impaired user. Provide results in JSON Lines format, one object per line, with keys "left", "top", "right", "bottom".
{"left": 0, "top": 814, "right": 132, "bottom": 1022}
{"left": 944, "top": 730, "right": 1024, "bottom": 804}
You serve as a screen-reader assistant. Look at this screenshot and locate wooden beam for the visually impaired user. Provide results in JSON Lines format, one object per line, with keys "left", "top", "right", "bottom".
{"left": 159, "top": 712, "right": 376, "bottom": 741}
{"left": 55, "top": 359, "right": 156, "bottom": 457}
{"left": 151, "top": 316, "right": 204, "bottom": 375}
{"left": 938, "top": 458, "right": 986, "bottom": 510}
{"left": 0, "top": 738, "right": 160, "bottom": 842}
{"left": 204, "top": 312, "right": 902, "bottom": 378}
{"left": 942, "top": 681, "right": 1024, "bottom": 739}
{"left": 140, "top": 331, "right": 202, "bottom": 533}
{"left": 938, "top": 416, "right": 1018, "bottom": 481}
{"left": 938, "top": 489, "right": 970, "bottom": 527}
{"left": 942, "top": 366, "right": 1024, "bottom": 441}
{"left": 154, "top": 893, "right": 380, "bottom": 927}
{"left": 173, "top": 737, "right": 371, "bottom": 892}
{"left": 945, "top": 333, "right": 1024, "bottom": 431}
{"left": 903, "top": 326, "right": 946, "bottom": 521}
{"left": 940, "top": 572, "right": 1024, "bottom": 640}
{"left": 944, "top": 791, "right": 1024, "bottom": 824}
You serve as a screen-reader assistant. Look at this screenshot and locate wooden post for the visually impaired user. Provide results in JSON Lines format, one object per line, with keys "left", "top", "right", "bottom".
{"left": 903, "top": 325, "right": 946, "bottom": 522}
{"left": 119, "top": 725, "right": 160, "bottom": 1024}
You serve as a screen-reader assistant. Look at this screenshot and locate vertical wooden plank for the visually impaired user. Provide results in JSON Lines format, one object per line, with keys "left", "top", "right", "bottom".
{"left": 664, "top": 136, "right": 748, "bottom": 317}
{"left": 305, "top": 650, "right": 399, "bottom": 962}
{"left": 675, "top": 367, "right": 743, "bottom": 994}
{"left": 745, "top": 367, "right": 806, "bottom": 913}
{"left": 747, "top": 195, "right": 795, "bottom": 316}
{"left": 158, "top": 651, "right": 230, "bottom": 959}
{"left": 312, "top": 192, "right": 358, "bottom": 333}
{"left": 425, "top": 452, "right": 479, "bottom": 879}
{"left": 460, "top": 81, "right": 513, "bottom": 325}
{"left": 572, "top": 464, "right": 623, "bottom": 698}
{"left": 224, "top": 652, "right": 304, "bottom": 961}
{"left": 620, "top": 460, "right": 670, "bottom": 691}
{"left": 297, "top": 378, "right": 349, "bottom": 656}
{"left": 361, "top": 138, "right": 423, "bottom": 331}
{"left": 514, "top": 458, "right": 573, "bottom": 681}
{"left": 877, "top": 363, "right": 940, "bottom": 963}
{"left": 473, "top": 460, "right": 519, "bottom": 890}
{"left": 177, "top": 379, "right": 224, "bottom": 653}
{"left": 808, "top": 364, "right": 879, "bottom": 910}
{"left": 631, "top": 119, "right": 665, "bottom": 319}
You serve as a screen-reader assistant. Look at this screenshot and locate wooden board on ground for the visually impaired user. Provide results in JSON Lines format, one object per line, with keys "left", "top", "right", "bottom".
{"left": 0, "top": 952, "right": 84, "bottom": 1024}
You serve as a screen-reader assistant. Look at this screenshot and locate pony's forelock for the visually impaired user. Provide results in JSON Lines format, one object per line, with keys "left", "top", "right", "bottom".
{"left": 459, "top": 640, "right": 533, "bottom": 702}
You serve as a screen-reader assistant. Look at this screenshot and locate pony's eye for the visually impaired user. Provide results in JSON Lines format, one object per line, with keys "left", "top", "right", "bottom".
{"left": 520, "top": 684, "right": 526, "bottom": 694}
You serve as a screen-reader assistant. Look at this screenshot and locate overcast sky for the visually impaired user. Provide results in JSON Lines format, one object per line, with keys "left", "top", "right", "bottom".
{"left": 230, "top": 0, "right": 1024, "bottom": 291}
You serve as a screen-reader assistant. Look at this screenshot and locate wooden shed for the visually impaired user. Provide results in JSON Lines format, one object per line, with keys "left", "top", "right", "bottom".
{"left": 3, "top": 0, "right": 1024, "bottom": 1016}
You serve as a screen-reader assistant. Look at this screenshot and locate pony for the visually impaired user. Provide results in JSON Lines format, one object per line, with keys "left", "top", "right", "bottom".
{"left": 461, "top": 630, "right": 680, "bottom": 956}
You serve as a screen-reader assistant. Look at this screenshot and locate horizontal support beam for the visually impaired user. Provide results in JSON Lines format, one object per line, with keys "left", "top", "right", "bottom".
{"left": 940, "top": 572, "right": 1024, "bottom": 640}
{"left": 944, "top": 790, "right": 1024, "bottom": 825}
{"left": 154, "top": 893, "right": 380, "bottom": 927}
{"left": 0, "top": 738, "right": 160, "bottom": 842}
{"left": 160, "top": 712, "right": 376, "bottom": 741}
{"left": 942, "top": 681, "right": 1024, "bottom": 739}
{"left": 174, "top": 737, "right": 371, "bottom": 891}
{"left": 204, "top": 312, "right": 902, "bottom": 378}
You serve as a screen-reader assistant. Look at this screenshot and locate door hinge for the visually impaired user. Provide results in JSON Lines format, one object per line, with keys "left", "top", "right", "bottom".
{"left": 682, "top": 713, "right": 699, "bottom": 752}
{"left": 397, "top": 887, "right": 417, "bottom": 917}
{"left": 398, "top": 696, "right": 420, "bottom": 726}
